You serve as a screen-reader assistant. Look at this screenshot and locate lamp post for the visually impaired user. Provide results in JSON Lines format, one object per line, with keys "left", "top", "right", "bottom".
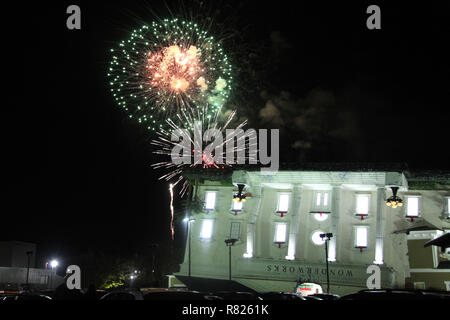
{"left": 50, "top": 260, "right": 58, "bottom": 289}
{"left": 224, "top": 239, "right": 238, "bottom": 281}
{"left": 319, "top": 233, "right": 333, "bottom": 294}
{"left": 130, "top": 271, "right": 139, "bottom": 288}
{"left": 25, "top": 251, "right": 33, "bottom": 288}
{"left": 183, "top": 217, "right": 195, "bottom": 277}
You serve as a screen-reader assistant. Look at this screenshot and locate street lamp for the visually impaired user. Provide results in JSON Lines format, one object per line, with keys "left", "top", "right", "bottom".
{"left": 225, "top": 239, "right": 238, "bottom": 281}
{"left": 50, "top": 260, "right": 59, "bottom": 269}
{"left": 319, "top": 233, "right": 333, "bottom": 294}
{"left": 25, "top": 251, "right": 33, "bottom": 289}
{"left": 184, "top": 216, "right": 195, "bottom": 277}
{"left": 49, "top": 259, "right": 58, "bottom": 289}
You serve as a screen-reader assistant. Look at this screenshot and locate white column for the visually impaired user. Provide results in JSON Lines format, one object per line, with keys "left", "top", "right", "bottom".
{"left": 244, "top": 186, "right": 262, "bottom": 258}
{"left": 286, "top": 185, "right": 303, "bottom": 260}
{"left": 243, "top": 223, "right": 254, "bottom": 258}
{"left": 374, "top": 186, "right": 385, "bottom": 264}
{"left": 328, "top": 185, "right": 342, "bottom": 262}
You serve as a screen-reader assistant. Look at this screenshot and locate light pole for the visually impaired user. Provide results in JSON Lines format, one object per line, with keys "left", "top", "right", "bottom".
{"left": 130, "top": 272, "right": 138, "bottom": 288}
{"left": 319, "top": 233, "right": 333, "bottom": 294}
{"left": 224, "top": 239, "right": 238, "bottom": 281}
{"left": 50, "top": 260, "right": 58, "bottom": 289}
{"left": 25, "top": 251, "right": 33, "bottom": 289}
{"left": 183, "top": 217, "right": 195, "bottom": 277}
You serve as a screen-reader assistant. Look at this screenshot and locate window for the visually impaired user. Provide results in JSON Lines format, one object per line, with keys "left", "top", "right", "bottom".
{"left": 447, "top": 197, "right": 450, "bottom": 218}
{"left": 277, "top": 193, "right": 290, "bottom": 213}
{"left": 232, "top": 199, "right": 243, "bottom": 212}
{"left": 274, "top": 223, "right": 287, "bottom": 243}
{"left": 205, "top": 191, "right": 216, "bottom": 211}
{"left": 406, "top": 196, "right": 420, "bottom": 217}
{"left": 311, "top": 230, "right": 326, "bottom": 246}
{"left": 230, "top": 222, "right": 241, "bottom": 240}
{"left": 200, "top": 219, "right": 213, "bottom": 239}
{"left": 312, "top": 191, "right": 331, "bottom": 211}
{"left": 354, "top": 226, "right": 368, "bottom": 248}
{"left": 356, "top": 194, "right": 370, "bottom": 217}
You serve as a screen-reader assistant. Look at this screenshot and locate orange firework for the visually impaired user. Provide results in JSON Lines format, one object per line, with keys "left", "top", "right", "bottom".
{"left": 108, "top": 19, "right": 232, "bottom": 131}
{"left": 147, "top": 45, "right": 205, "bottom": 99}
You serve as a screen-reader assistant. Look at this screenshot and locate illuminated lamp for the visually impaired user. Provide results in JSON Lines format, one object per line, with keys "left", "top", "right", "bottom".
{"left": 385, "top": 186, "right": 403, "bottom": 208}
{"left": 233, "top": 183, "right": 248, "bottom": 202}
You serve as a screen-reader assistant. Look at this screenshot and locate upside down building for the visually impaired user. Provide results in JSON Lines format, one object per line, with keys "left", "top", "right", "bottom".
{"left": 174, "top": 164, "right": 450, "bottom": 295}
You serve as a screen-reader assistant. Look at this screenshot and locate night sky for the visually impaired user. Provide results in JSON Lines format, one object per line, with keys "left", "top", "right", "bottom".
{"left": 2, "top": 1, "right": 449, "bottom": 265}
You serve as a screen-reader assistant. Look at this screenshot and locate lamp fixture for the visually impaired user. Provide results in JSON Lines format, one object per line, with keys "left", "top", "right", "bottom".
{"left": 233, "top": 184, "right": 251, "bottom": 202}
{"left": 385, "top": 186, "right": 403, "bottom": 208}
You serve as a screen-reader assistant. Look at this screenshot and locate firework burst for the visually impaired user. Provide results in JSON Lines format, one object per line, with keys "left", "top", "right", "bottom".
{"left": 151, "top": 106, "right": 254, "bottom": 197}
{"left": 107, "top": 18, "right": 232, "bottom": 131}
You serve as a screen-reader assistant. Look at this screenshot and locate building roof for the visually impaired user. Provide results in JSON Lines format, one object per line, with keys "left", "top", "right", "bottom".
{"left": 184, "top": 163, "right": 450, "bottom": 190}
{"left": 424, "top": 233, "right": 450, "bottom": 249}
{"left": 393, "top": 221, "right": 444, "bottom": 235}
{"left": 234, "top": 162, "right": 409, "bottom": 172}
{"left": 406, "top": 170, "right": 450, "bottom": 190}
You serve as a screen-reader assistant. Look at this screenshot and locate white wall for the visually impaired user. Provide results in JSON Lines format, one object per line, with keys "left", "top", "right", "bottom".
{"left": 177, "top": 171, "right": 449, "bottom": 293}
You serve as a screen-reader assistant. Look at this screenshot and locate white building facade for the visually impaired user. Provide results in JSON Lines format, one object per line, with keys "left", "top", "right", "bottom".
{"left": 175, "top": 167, "right": 450, "bottom": 295}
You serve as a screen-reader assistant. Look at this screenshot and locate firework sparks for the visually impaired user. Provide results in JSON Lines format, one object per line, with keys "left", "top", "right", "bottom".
{"left": 151, "top": 106, "right": 254, "bottom": 197}
{"left": 169, "top": 183, "right": 175, "bottom": 240}
{"left": 107, "top": 19, "right": 232, "bottom": 131}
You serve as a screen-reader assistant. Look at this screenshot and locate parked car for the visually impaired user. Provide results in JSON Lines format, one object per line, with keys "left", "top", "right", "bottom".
{"left": 214, "top": 291, "right": 262, "bottom": 300}
{"left": 309, "top": 293, "right": 340, "bottom": 300}
{"left": 341, "top": 289, "right": 449, "bottom": 300}
{"left": 303, "top": 295, "right": 323, "bottom": 300}
{"left": 260, "top": 292, "right": 306, "bottom": 301}
{"left": 100, "top": 288, "right": 222, "bottom": 301}
{"left": 0, "top": 293, "right": 52, "bottom": 301}
{"left": 100, "top": 288, "right": 144, "bottom": 300}
{"left": 144, "top": 291, "right": 222, "bottom": 300}
{"left": 419, "top": 290, "right": 450, "bottom": 300}
{"left": 93, "top": 290, "right": 107, "bottom": 300}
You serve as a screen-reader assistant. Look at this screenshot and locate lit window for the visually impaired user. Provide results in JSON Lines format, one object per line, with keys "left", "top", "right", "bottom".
{"left": 406, "top": 196, "right": 420, "bottom": 217}
{"left": 230, "top": 222, "right": 241, "bottom": 240}
{"left": 232, "top": 200, "right": 243, "bottom": 211}
{"left": 205, "top": 191, "right": 216, "bottom": 211}
{"left": 356, "top": 195, "right": 370, "bottom": 215}
{"left": 311, "top": 230, "right": 326, "bottom": 246}
{"left": 323, "top": 192, "right": 329, "bottom": 207}
{"left": 313, "top": 191, "right": 331, "bottom": 211}
{"left": 354, "top": 226, "right": 368, "bottom": 248}
{"left": 447, "top": 198, "right": 450, "bottom": 218}
{"left": 274, "top": 223, "right": 287, "bottom": 243}
{"left": 200, "top": 220, "right": 213, "bottom": 239}
{"left": 277, "top": 193, "right": 290, "bottom": 212}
